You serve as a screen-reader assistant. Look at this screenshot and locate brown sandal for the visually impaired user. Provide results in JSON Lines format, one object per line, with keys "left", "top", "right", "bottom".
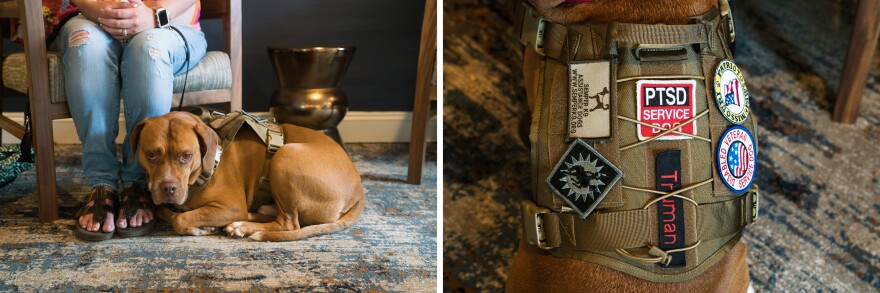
{"left": 74, "top": 186, "right": 118, "bottom": 241}
{"left": 115, "top": 183, "right": 158, "bottom": 238}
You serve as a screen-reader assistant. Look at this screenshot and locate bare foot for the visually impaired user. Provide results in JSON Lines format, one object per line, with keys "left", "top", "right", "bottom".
{"left": 116, "top": 183, "right": 155, "bottom": 229}
{"left": 116, "top": 208, "right": 154, "bottom": 229}
{"left": 77, "top": 187, "right": 117, "bottom": 233}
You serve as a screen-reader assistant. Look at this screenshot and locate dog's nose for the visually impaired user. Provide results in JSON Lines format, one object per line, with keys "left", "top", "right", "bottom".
{"left": 162, "top": 183, "right": 178, "bottom": 197}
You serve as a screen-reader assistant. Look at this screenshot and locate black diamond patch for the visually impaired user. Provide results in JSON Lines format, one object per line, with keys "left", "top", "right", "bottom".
{"left": 546, "top": 139, "right": 624, "bottom": 219}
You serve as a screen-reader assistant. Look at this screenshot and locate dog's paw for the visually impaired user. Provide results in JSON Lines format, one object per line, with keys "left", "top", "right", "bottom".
{"left": 225, "top": 221, "right": 247, "bottom": 238}
{"left": 189, "top": 226, "right": 219, "bottom": 236}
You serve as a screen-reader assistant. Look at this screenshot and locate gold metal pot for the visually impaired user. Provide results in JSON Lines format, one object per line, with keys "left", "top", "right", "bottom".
{"left": 267, "top": 47, "right": 355, "bottom": 147}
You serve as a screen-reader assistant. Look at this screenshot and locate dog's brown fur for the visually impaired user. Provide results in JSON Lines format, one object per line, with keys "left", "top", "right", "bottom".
{"left": 130, "top": 112, "right": 364, "bottom": 241}
{"left": 530, "top": 0, "right": 716, "bottom": 25}
{"left": 509, "top": 1, "right": 750, "bottom": 291}
{"left": 507, "top": 239, "right": 751, "bottom": 291}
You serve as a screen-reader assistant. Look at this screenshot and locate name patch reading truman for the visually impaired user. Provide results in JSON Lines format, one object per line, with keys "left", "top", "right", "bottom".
{"left": 636, "top": 80, "right": 697, "bottom": 141}
{"left": 568, "top": 61, "right": 612, "bottom": 139}
{"left": 657, "top": 150, "right": 686, "bottom": 267}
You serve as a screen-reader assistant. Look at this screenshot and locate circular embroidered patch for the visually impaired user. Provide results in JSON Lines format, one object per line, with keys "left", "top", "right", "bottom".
{"left": 713, "top": 60, "right": 750, "bottom": 124}
{"left": 717, "top": 126, "right": 756, "bottom": 194}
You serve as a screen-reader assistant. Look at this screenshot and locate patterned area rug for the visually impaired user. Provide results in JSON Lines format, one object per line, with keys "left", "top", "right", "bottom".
{"left": 443, "top": 0, "right": 880, "bottom": 291}
{"left": 0, "top": 143, "right": 436, "bottom": 291}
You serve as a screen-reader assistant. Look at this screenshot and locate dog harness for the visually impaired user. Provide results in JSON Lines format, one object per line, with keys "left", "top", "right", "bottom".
{"left": 515, "top": 0, "right": 759, "bottom": 282}
{"left": 187, "top": 110, "right": 284, "bottom": 200}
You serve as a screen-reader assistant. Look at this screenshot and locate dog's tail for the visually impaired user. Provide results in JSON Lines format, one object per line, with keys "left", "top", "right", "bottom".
{"left": 249, "top": 191, "right": 365, "bottom": 242}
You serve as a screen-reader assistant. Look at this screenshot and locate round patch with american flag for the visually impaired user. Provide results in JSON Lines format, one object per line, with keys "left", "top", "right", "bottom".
{"left": 713, "top": 60, "right": 750, "bottom": 124}
{"left": 717, "top": 126, "right": 756, "bottom": 194}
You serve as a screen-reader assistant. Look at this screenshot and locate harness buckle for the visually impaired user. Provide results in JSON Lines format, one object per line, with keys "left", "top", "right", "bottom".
{"left": 748, "top": 186, "right": 760, "bottom": 224}
{"left": 515, "top": 2, "right": 546, "bottom": 55}
{"left": 521, "top": 200, "right": 551, "bottom": 249}
{"left": 241, "top": 110, "right": 268, "bottom": 124}
{"left": 648, "top": 246, "right": 672, "bottom": 267}
{"left": 719, "top": 0, "right": 736, "bottom": 43}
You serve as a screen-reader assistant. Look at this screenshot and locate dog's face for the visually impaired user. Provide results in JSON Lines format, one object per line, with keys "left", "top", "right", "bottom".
{"left": 130, "top": 112, "right": 219, "bottom": 205}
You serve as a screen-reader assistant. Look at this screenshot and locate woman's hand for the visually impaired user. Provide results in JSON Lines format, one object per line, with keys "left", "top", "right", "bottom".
{"left": 91, "top": 0, "right": 157, "bottom": 40}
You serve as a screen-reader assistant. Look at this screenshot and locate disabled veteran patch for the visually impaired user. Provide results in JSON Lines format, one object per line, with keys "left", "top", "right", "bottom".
{"left": 547, "top": 139, "right": 623, "bottom": 219}
{"left": 717, "top": 126, "right": 756, "bottom": 194}
{"left": 636, "top": 80, "right": 697, "bottom": 140}
{"left": 713, "top": 60, "right": 750, "bottom": 124}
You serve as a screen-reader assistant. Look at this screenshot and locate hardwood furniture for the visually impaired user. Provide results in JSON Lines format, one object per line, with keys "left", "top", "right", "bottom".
{"left": 833, "top": 0, "right": 880, "bottom": 124}
{"left": 0, "top": 1, "right": 20, "bottom": 145}
{"left": 0, "top": 0, "right": 241, "bottom": 222}
{"left": 407, "top": 0, "right": 436, "bottom": 185}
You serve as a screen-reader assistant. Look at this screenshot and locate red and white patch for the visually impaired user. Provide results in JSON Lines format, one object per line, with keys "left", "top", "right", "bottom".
{"left": 636, "top": 80, "right": 697, "bottom": 141}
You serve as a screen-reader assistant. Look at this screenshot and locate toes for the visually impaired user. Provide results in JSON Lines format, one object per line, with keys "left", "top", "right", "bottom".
{"left": 188, "top": 227, "right": 218, "bottom": 236}
{"left": 89, "top": 220, "right": 100, "bottom": 232}
{"left": 79, "top": 214, "right": 91, "bottom": 229}
{"left": 102, "top": 212, "right": 115, "bottom": 233}
{"left": 116, "top": 212, "right": 128, "bottom": 229}
{"left": 131, "top": 212, "right": 142, "bottom": 227}
{"left": 224, "top": 221, "right": 245, "bottom": 238}
{"left": 144, "top": 211, "right": 154, "bottom": 223}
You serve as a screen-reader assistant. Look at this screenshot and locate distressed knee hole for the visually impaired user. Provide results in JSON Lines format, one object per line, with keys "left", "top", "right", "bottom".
{"left": 148, "top": 46, "right": 161, "bottom": 60}
{"left": 68, "top": 30, "right": 90, "bottom": 47}
{"left": 146, "top": 34, "right": 155, "bottom": 41}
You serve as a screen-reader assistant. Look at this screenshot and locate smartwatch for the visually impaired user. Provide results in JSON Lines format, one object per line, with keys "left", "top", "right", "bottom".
{"left": 155, "top": 7, "right": 170, "bottom": 28}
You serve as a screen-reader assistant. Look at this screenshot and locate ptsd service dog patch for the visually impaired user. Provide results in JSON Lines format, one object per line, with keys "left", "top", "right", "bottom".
{"left": 636, "top": 80, "right": 697, "bottom": 140}
{"left": 713, "top": 60, "right": 750, "bottom": 124}
{"left": 717, "top": 126, "right": 756, "bottom": 194}
{"left": 547, "top": 139, "right": 623, "bottom": 219}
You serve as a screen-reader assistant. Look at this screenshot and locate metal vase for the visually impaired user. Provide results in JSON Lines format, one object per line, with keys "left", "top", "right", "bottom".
{"left": 268, "top": 47, "right": 355, "bottom": 147}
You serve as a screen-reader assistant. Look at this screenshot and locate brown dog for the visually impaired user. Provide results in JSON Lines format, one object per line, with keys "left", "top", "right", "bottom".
{"left": 129, "top": 112, "right": 364, "bottom": 241}
{"left": 507, "top": 0, "right": 750, "bottom": 291}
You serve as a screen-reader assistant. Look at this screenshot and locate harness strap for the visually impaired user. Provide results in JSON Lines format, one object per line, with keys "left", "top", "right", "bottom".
{"left": 518, "top": 1, "right": 733, "bottom": 63}
{"left": 521, "top": 187, "right": 758, "bottom": 250}
{"left": 195, "top": 110, "right": 285, "bottom": 199}
{"left": 256, "top": 122, "right": 283, "bottom": 197}
{"left": 188, "top": 145, "right": 223, "bottom": 196}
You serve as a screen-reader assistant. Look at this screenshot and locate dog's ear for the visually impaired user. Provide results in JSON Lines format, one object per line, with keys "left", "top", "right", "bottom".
{"left": 194, "top": 122, "right": 220, "bottom": 174}
{"left": 129, "top": 119, "right": 149, "bottom": 163}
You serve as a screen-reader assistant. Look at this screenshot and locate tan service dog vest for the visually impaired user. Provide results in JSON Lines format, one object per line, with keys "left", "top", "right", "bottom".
{"left": 516, "top": 0, "right": 760, "bottom": 282}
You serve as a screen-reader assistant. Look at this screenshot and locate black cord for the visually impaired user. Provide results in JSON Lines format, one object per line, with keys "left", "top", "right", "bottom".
{"left": 169, "top": 26, "right": 190, "bottom": 111}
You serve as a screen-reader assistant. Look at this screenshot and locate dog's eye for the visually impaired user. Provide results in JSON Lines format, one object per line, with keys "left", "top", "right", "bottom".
{"left": 181, "top": 153, "right": 192, "bottom": 161}
{"left": 146, "top": 152, "right": 157, "bottom": 160}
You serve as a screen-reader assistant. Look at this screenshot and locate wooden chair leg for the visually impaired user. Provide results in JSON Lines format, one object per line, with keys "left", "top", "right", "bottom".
{"left": 407, "top": 93, "right": 431, "bottom": 185}
{"left": 31, "top": 103, "right": 58, "bottom": 222}
{"left": 407, "top": 0, "right": 436, "bottom": 185}
{"left": 833, "top": 0, "right": 880, "bottom": 124}
{"left": 20, "top": 0, "right": 58, "bottom": 222}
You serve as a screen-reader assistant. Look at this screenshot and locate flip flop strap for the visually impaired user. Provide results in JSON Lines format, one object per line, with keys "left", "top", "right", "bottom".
{"left": 121, "top": 184, "right": 155, "bottom": 218}
{"left": 76, "top": 188, "right": 116, "bottom": 222}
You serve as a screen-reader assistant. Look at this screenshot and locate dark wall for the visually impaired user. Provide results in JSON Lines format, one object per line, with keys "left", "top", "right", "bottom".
{"left": 213, "top": 0, "right": 425, "bottom": 112}
{"left": 3, "top": 0, "right": 425, "bottom": 112}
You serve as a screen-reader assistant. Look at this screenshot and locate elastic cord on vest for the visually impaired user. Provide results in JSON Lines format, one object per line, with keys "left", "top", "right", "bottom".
{"left": 168, "top": 26, "right": 190, "bottom": 111}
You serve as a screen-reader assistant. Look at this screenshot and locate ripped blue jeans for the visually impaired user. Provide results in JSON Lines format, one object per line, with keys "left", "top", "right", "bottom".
{"left": 58, "top": 15, "right": 207, "bottom": 190}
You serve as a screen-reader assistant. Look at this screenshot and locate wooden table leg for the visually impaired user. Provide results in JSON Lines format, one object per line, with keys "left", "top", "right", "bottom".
{"left": 833, "top": 0, "right": 880, "bottom": 124}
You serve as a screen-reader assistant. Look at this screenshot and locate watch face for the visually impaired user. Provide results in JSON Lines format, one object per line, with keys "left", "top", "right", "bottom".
{"left": 157, "top": 9, "right": 169, "bottom": 26}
